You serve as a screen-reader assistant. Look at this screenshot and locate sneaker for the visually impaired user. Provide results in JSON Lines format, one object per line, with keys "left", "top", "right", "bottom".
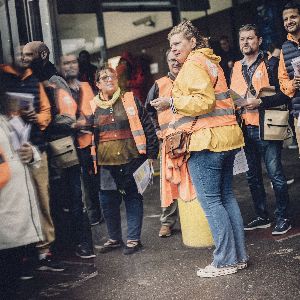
{"left": 123, "top": 241, "right": 143, "bottom": 255}
{"left": 158, "top": 225, "right": 171, "bottom": 238}
{"left": 288, "top": 140, "right": 298, "bottom": 149}
{"left": 244, "top": 217, "right": 271, "bottom": 231}
{"left": 196, "top": 264, "right": 238, "bottom": 278}
{"left": 75, "top": 244, "right": 96, "bottom": 259}
{"left": 272, "top": 219, "right": 292, "bottom": 235}
{"left": 37, "top": 254, "right": 65, "bottom": 272}
{"left": 236, "top": 261, "right": 248, "bottom": 270}
{"left": 98, "top": 239, "right": 123, "bottom": 254}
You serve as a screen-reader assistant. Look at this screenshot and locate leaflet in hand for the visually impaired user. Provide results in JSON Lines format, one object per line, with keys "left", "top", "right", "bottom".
{"left": 6, "top": 92, "right": 35, "bottom": 110}
{"left": 133, "top": 160, "right": 154, "bottom": 195}
{"left": 291, "top": 57, "right": 300, "bottom": 77}
{"left": 228, "top": 89, "right": 248, "bottom": 107}
{"left": 8, "top": 116, "right": 31, "bottom": 150}
{"left": 233, "top": 148, "right": 249, "bottom": 175}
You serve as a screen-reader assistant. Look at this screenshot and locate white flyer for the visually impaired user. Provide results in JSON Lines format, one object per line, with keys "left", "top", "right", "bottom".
{"left": 233, "top": 148, "right": 249, "bottom": 175}
{"left": 291, "top": 57, "right": 300, "bottom": 76}
{"left": 8, "top": 116, "right": 31, "bottom": 150}
{"left": 133, "top": 160, "right": 154, "bottom": 194}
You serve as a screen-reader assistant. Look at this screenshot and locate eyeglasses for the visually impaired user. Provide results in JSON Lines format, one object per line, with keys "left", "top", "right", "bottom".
{"left": 99, "top": 74, "right": 117, "bottom": 82}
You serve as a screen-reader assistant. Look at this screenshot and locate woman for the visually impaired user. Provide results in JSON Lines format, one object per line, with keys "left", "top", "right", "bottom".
{"left": 0, "top": 79, "right": 43, "bottom": 298}
{"left": 165, "top": 21, "right": 248, "bottom": 277}
{"left": 93, "top": 67, "right": 158, "bottom": 255}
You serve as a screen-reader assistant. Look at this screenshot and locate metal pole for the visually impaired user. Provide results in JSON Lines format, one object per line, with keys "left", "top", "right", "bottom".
{"left": 171, "top": 0, "right": 181, "bottom": 26}
{"left": 94, "top": 0, "right": 107, "bottom": 62}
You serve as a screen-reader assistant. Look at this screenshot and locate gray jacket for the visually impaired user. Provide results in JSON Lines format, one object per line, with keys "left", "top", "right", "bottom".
{"left": 0, "top": 115, "right": 43, "bottom": 250}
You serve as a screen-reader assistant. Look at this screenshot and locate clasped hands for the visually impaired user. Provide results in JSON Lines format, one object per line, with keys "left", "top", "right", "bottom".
{"left": 150, "top": 97, "right": 170, "bottom": 111}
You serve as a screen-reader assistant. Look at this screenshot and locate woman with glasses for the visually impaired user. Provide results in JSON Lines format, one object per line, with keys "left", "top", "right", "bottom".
{"left": 164, "top": 20, "right": 248, "bottom": 277}
{"left": 93, "top": 66, "right": 158, "bottom": 255}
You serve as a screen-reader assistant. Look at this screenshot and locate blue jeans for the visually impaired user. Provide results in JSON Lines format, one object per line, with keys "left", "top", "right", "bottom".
{"left": 100, "top": 185, "right": 143, "bottom": 241}
{"left": 244, "top": 126, "right": 289, "bottom": 221}
{"left": 188, "top": 150, "right": 248, "bottom": 267}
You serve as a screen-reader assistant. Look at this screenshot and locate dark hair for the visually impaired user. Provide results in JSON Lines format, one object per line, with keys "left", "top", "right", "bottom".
{"left": 239, "top": 24, "right": 261, "bottom": 38}
{"left": 219, "top": 35, "right": 229, "bottom": 42}
{"left": 267, "top": 42, "right": 281, "bottom": 53}
{"left": 79, "top": 50, "right": 90, "bottom": 58}
{"left": 168, "top": 20, "right": 209, "bottom": 49}
{"left": 283, "top": 1, "right": 300, "bottom": 15}
{"left": 95, "top": 66, "right": 116, "bottom": 82}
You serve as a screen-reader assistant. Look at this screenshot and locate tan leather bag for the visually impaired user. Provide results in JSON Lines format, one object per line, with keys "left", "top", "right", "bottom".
{"left": 49, "top": 136, "right": 79, "bottom": 169}
{"left": 258, "top": 87, "right": 291, "bottom": 141}
{"left": 165, "top": 131, "right": 192, "bottom": 159}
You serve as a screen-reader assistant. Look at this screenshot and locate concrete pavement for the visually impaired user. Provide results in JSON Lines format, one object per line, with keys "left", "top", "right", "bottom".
{"left": 20, "top": 148, "right": 300, "bottom": 299}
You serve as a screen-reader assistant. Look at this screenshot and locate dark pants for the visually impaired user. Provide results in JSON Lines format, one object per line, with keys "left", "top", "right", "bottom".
{"left": 244, "top": 126, "right": 289, "bottom": 221}
{"left": 0, "top": 247, "right": 23, "bottom": 299}
{"left": 50, "top": 165, "right": 92, "bottom": 251}
{"left": 78, "top": 147, "right": 102, "bottom": 223}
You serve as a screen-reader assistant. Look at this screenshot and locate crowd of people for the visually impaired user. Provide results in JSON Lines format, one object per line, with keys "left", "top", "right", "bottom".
{"left": 1, "top": 0, "right": 300, "bottom": 298}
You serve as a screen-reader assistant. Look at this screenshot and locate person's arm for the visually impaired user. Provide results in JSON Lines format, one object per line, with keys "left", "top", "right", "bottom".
{"left": 136, "top": 98, "right": 159, "bottom": 159}
{"left": 260, "top": 91, "right": 290, "bottom": 109}
{"left": 36, "top": 83, "right": 51, "bottom": 130}
{"left": 172, "top": 60, "right": 216, "bottom": 117}
{"left": 145, "top": 82, "right": 160, "bottom": 132}
{"left": 278, "top": 50, "right": 295, "bottom": 98}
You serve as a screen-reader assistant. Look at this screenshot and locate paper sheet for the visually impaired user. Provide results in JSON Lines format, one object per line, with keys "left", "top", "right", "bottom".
{"left": 133, "top": 160, "right": 154, "bottom": 194}
{"left": 291, "top": 57, "right": 300, "bottom": 77}
{"left": 6, "top": 92, "right": 35, "bottom": 110}
{"left": 229, "top": 89, "right": 248, "bottom": 107}
{"left": 233, "top": 148, "right": 249, "bottom": 175}
{"left": 8, "top": 116, "right": 31, "bottom": 150}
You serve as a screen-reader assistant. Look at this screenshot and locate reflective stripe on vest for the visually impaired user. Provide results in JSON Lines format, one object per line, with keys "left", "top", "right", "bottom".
{"left": 156, "top": 76, "right": 174, "bottom": 136}
{"left": 230, "top": 60, "right": 270, "bottom": 126}
{"left": 122, "top": 92, "right": 147, "bottom": 154}
{"left": 0, "top": 147, "right": 11, "bottom": 189}
{"left": 77, "top": 82, "right": 94, "bottom": 148}
{"left": 169, "top": 53, "right": 237, "bottom": 133}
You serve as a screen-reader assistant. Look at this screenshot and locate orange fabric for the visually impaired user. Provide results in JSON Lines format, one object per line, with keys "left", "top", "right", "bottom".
{"left": 161, "top": 53, "right": 235, "bottom": 207}
{"left": 121, "top": 92, "right": 147, "bottom": 154}
{"left": 55, "top": 88, "right": 77, "bottom": 118}
{"left": 230, "top": 60, "right": 270, "bottom": 126}
{"left": 0, "top": 147, "right": 11, "bottom": 189}
{"left": 36, "top": 83, "right": 51, "bottom": 130}
{"left": 279, "top": 34, "right": 298, "bottom": 98}
{"left": 156, "top": 76, "right": 175, "bottom": 137}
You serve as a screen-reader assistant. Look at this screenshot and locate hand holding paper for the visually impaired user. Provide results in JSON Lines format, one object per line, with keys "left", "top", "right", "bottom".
{"left": 228, "top": 89, "right": 248, "bottom": 107}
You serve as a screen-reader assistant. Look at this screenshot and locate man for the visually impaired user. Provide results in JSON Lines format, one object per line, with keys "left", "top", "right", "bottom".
{"left": 78, "top": 50, "right": 98, "bottom": 91}
{"left": 230, "top": 24, "right": 291, "bottom": 235}
{"left": 218, "top": 36, "right": 239, "bottom": 85}
{"left": 0, "top": 47, "right": 64, "bottom": 272}
{"left": 145, "top": 49, "right": 181, "bottom": 238}
{"left": 23, "top": 41, "right": 95, "bottom": 258}
{"left": 60, "top": 54, "right": 103, "bottom": 226}
{"left": 279, "top": 1, "right": 300, "bottom": 154}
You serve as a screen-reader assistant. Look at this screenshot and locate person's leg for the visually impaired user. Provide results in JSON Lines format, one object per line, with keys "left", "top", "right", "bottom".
{"left": 30, "top": 152, "right": 55, "bottom": 254}
{"left": 99, "top": 189, "right": 123, "bottom": 241}
{"left": 188, "top": 150, "right": 238, "bottom": 268}
{"left": 78, "top": 147, "right": 102, "bottom": 225}
{"left": 159, "top": 200, "right": 178, "bottom": 237}
{"left": 262, "top": 141, "right": 291, "bottom": 234}
{"left": 244, "top": 126, "right": 269, "bottom": 220}
{"left": 220, "top": 150, "right": 248, "bottom": 264}
{"left": 0, "top": 247, "right": 23, "bottom": 299}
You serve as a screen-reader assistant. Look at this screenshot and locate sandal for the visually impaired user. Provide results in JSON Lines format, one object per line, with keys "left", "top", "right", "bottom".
{"left": 123, "top": 240, "right": 143, "bottom": 255}
{"left": 98, "top": 239, "right": 123, "bottom": 254}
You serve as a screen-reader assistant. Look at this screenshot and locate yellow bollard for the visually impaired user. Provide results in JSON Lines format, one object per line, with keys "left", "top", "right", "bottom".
{"left": 178, "top": 198, "right": 214, "bottom": 248}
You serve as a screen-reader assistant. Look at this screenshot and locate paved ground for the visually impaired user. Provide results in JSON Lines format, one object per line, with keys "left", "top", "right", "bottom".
{"left": 20, "top": 148, "right": 300, "bottom": 300}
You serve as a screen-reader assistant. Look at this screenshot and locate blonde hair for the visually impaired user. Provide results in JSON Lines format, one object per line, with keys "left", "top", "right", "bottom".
{"left": 168, "top": 20, "right": 209, "bottom": 49}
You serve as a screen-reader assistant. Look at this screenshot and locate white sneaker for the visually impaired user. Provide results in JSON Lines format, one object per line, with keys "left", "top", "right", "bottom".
{"left": 196, "top": 264, "right": 238, "bottom": 278}
{"left": 236, "top": 262, "right": 248, "bottom": 270}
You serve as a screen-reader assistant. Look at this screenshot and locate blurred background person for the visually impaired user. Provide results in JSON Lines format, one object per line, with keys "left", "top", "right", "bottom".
{"left": 78, "top": 50, "right": 98, "bottom": 91}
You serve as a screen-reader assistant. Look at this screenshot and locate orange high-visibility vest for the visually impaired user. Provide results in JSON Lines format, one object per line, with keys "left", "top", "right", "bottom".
{"left": 230, "top": 60, "right": 270, "bottom": 126}
{"left": 156, "top": 76, "right": 175, "bottom": 137}
{"left": 122, "top": 92, "right": 147, "bottom": 154}
{"left": 0, "top": 147, "right": 11, "bottom": 189}
{"left": 168, "top": 53, "right": 237, "bottom": 133}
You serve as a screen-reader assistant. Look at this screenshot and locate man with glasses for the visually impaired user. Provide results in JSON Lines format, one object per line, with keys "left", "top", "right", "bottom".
{"left": 230, "top": 24, "right": 291, "bottom": 235}
{"left": 145, "top": 49, "right": 181, "bottom": 238}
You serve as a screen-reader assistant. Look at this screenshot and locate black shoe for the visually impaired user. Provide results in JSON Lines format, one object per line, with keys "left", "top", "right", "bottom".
{"left": 244, "top": 217, "right": 271, "bottom": 231}
{"left": 97, "top": 240, "right": 123, "bottom": 254}
{"left": 75, "top": 244, "right": 96, "bottom": 259}
{"left": 37, "top": 254, "right": 65, "bottom": 272}
{"left": 20, "top": 262, "right": 34, "bottom": 280}
{"left": 272, "top": 219, "right": 292, "bottom": 235}
{"left": 123, "top": 241, "right": 143, "bottom": 255}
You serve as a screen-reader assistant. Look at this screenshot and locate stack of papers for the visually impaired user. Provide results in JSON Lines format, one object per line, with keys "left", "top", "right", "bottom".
{"left": 233, "top": 148, "right": 249, "bottom": 175}
{"left": 8, "top": 116, "right": 31, "bottom": 150}
{"left": 229, "top": 89, "right": 248, "bottom": 107}
{"left": 133, "top": 160, "right": 154, "bottom": 194}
